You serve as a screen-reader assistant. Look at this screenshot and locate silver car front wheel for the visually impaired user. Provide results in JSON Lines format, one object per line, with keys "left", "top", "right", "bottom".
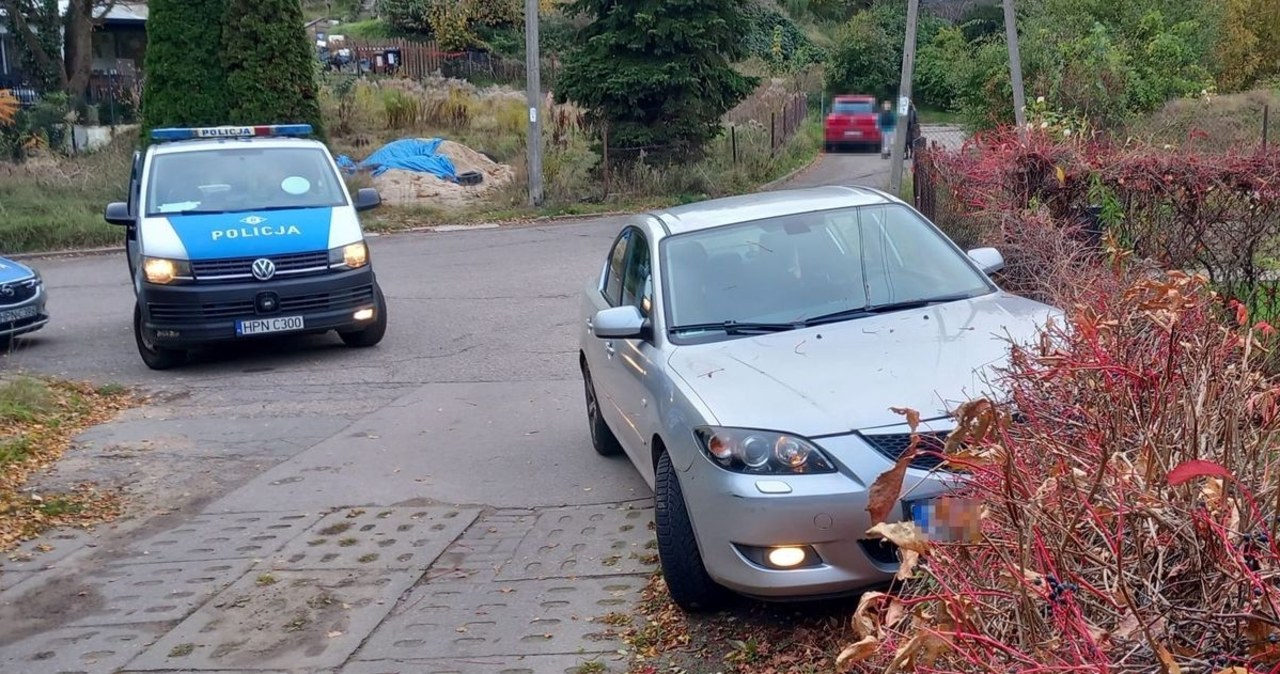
{"left": 655, "top": 450, "right": 727, "bottom": 612}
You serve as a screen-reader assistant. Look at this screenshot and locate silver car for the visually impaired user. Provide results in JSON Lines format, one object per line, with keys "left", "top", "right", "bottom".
{"left": 0, "top": 256, "right": 49, "bottom": 349}
{"left": 578, "top": 186, "right": 1058, "bottom": 610}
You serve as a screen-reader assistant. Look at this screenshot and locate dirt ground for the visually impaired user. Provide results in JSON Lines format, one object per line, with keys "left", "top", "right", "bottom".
{"left": 372, "top": 140, "right": 516, "bottom": 209}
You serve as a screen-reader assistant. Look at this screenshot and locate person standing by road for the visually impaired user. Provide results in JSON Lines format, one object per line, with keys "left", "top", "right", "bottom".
{"left": 878, "top": 100, "right": 897, "bottom": 159}
{"left": 906, "top": 102, "right": 920, "bottom": 159}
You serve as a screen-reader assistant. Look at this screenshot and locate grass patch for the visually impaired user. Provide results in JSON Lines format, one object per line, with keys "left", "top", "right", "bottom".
{"left": 0, "top": 137, "right": 132, "bottom": 253}
{"left": 917, "top": 105, "right": 964, "bottom": 125}
{"left": 0, "top": 375, "right": 136, "bottom": 550}
{"left": 1127, "top": 88, "right": 1279, "bottom": 150}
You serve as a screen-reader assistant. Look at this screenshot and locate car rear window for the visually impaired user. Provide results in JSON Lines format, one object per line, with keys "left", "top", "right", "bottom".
{"left": 833, "top": 101, "right": 874, "bottom": 115}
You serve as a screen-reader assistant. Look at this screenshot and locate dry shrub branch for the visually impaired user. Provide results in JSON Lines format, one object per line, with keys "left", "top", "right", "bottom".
{"left": 845, "top": 236, "right": 1280, "bottom": 671}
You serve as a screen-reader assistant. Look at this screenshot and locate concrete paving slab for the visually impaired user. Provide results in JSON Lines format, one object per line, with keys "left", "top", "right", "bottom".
{"left": 68, "top": 559, "right": 256, "bottom": 627}
{"left": 211, "top": 380, "right": 651, "bottom": 512}
{"left": 343, "top": 653, "right": 628, "bottom": 674}
{"left": 426, "top": 509, "right": 537, "bottom": 584}
{"left": 129, "top": 568, "right": 417, "bottom": 671}
{"left": 267, "top": 506, "right": 479, "bottom": 571}
{"left": 497, "top": 503, "right": 656, "bottom": 581}
{"left": 2, "top": 527, "right": 94, "bottom": 572}
{"left": 357, "top": 576, "right": 644, "bottom": 660}
{"left": 111, "top": 511, "right": 320, "bottom": 565}
{"left": 0, "top": 623, "right": 167, "bottom": 674}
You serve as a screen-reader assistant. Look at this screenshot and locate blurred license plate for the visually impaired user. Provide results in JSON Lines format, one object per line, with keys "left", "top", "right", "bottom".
{"left": 236, "top": 315, "right": 304, "bottom": 336}
{"left": 845, "top": 130, "right": 863, "bottom": 138}
{"left": 907, "top": 497, "right": 981, "bottom": 543}
{"left": 0, "top": 306, "right": 37, "bottom": 323}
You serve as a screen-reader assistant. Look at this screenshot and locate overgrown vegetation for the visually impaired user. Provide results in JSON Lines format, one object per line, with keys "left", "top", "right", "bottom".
{"left": 0, "top": 136, "right": 131, "bottom": 252}
{"left": 141, "top": 0, "right": 230, "bottom": 135}
{"left": 0, "top": 376, "right": 135, "bottom": 551}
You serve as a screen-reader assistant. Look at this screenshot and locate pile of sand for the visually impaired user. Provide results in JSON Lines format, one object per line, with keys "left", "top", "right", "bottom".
{"left": 372, "top": 140, "right": 516, "bottom": 210}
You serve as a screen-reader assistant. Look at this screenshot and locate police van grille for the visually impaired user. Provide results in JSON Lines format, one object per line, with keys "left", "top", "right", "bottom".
{"left": 147, "top": 285, "right": 375, "bottom": 322}
{"left": 0, "top": 279, "right": 39, "bottom": 306}
{"left": 190, "top": 251, "right": 330, "bottom": 280}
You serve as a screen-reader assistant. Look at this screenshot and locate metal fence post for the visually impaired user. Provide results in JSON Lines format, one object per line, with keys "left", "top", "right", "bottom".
{"left": 1264, "top": 104, "right": 1270, "bottom": 154}
{"left": 771, "top": 112, "right": 776, "bottom": 152}
{"left": 602, "top": 122, "right": 610, "bottom": 199}
{"left": 731, "top": 125, "right": 738, "bottom": 166}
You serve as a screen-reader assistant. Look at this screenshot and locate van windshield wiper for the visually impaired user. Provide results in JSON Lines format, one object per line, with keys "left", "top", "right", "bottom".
{"left": 670, "top": 320, "right": 801, "bottom": 335}
{"left": 803, "top": 293, "right": 976, "bottom": 326}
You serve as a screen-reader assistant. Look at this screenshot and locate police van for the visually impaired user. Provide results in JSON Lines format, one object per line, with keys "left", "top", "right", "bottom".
{"left": 103, "top": 124, "right": 388, "bottom": 370}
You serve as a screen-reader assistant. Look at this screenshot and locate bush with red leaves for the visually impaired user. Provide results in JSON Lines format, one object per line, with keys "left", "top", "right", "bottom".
{"left": 919, "top": 129, "right": 1280, "bottom": 315}
{"left": 843, "top": 257, "right": 1280, "bottom": 672}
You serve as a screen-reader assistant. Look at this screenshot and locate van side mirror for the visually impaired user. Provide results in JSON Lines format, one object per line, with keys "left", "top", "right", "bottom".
{"left": 354, "top": 188, "right": 382, "bottom": 212}
{"left": 104, "top": 201, "right": 132, "bottom": 226}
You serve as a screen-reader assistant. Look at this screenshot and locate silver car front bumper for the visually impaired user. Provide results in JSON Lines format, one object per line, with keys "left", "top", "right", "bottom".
{"left": 679, "top": 433, "right": 956, "bottom": 600}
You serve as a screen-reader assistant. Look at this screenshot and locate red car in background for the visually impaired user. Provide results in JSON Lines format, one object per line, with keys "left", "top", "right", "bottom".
{"left": 824, "top": 95, "right": 880, "bottom": 153}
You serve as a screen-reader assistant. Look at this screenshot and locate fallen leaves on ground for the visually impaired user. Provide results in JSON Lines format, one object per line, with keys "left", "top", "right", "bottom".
{"left": 0, "top": 375, "right": 137, "bottom": 552}
{"left": 619, "top": 572, "right": 852, "bottom": 674}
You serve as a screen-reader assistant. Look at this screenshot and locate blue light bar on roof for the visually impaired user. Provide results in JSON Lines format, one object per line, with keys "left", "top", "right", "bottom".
{"left": 150, "top": 124, "right": 314, "bottom": 142}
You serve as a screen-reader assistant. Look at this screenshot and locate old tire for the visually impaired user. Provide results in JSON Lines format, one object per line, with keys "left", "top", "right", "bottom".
{"left": 582, "top": 360, "right": 624, "bottom": 457}
{"left": 133, "top": 303, "right": 186, "bottom": 370}
{"left": 655, "top": 451, "right": 727, "bottom": 612}
{"left": 340, "top": 284, "right": 388, "bottom": 348}
{"left": 457, "top": 170, "right": 484, "bottom": 186}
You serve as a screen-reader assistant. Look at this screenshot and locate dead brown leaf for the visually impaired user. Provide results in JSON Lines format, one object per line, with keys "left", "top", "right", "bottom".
{"left": 896, "top": 549, "right": 921, "bottom": 580}
{"left": 867, "top": 521, "right": 930, "bottom": 554}
{"left": 852, "top": 591, "right": 887, "bottom": 639}
{"left": 1155, "top": 643, "right": 1181, "bottom": 674}
{"left": 835, "top": 635, "right": 879, "bottom": 667}
{"left": 866, "top": 452, "right": 914, "bottom": 525}
{"left": 891, "top": 406, "right": 923, "bottom": 433}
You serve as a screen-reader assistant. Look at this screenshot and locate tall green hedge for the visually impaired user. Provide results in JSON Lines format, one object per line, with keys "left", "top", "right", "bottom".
{"left": 222, "top": 0, "right": 326, "bottom": 139}
{"left": 140, "top": 0, "right": 229, "bottom": 136}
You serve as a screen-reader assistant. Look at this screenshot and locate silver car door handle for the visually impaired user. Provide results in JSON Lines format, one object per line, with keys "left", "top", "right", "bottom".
{"left": 604, "top": 341, "right": 615, "bottom": 356}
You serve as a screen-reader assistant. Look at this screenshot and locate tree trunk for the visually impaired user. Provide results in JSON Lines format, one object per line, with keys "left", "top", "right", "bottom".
{"left": 1, "top": 0, "right": 67, "bottom": 89}
{"left": 64, "top": 0, "right": 95, "bottom": 97}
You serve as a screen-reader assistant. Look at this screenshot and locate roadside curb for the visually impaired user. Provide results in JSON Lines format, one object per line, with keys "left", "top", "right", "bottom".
{"left": 760, "top": 153, "right": 825, "bottom": 191}
{"left": 10, "top": 245, "right": 124, "bottom": 261}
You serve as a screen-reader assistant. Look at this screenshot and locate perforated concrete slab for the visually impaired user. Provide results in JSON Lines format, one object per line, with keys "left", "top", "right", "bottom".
{"left": 129, "top": 568, "right": 417, "bottom": 671}
{"left": 426, "top": 509, "right": 537, "bottom": 584}
{"left": 0, "top": 623, "right": 166, "bottom": 674}
{"left": 343, "top": 653, "right": 629, "bottom": 674}
{"left": 112, "top": 512, "right": 319, "bottom": 564}
{"left": 2, "top": 527, "right": 93, "bottom": 572}
{"left": 268, "top": 506, "right": 479, "bottom": 570}
{"left": 69, "top": 559, "right": 256, "bottom": 627}
{"left": 496, "top": 503, "right": 656, "bottom": 581}
{"left": 358, "top": 576, "right": 644, "bottom": 660}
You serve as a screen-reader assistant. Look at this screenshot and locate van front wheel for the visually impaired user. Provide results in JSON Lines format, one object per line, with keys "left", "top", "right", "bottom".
{"left": 339, "top": 284, "right": 388, "bottom": 348}
{"left": 133, "top": 303, "right": 186, "bottom": 370}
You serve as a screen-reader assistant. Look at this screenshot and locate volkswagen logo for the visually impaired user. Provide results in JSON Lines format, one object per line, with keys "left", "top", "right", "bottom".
{"left": 251, "top": 258, "right": 277, "bottom": 281}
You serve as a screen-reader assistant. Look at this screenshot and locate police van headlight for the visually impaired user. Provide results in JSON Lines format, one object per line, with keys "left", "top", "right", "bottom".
{"left": 330, "top": 241, "right": 369, "bottom": 269}
{"left": 143, "top": 257, "right": 192, "bottom": 284}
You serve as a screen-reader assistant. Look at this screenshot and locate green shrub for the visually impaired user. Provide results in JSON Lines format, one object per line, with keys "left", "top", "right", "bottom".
{"left": 142, "top": 0, "right": 229, "bottom": 135}
{"left": 223, "top": 0, "right": 326, "bottom": 138}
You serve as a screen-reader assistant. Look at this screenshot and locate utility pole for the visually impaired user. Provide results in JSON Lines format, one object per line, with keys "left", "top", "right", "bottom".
{"left": 888, "top": 0, "right": 919, "bottom": 197}
{"left": 1003, "top": 0, "right": 1028, "bottom": 140}
{"left": 524, "top": 0, "right": 544, "bottom": 206}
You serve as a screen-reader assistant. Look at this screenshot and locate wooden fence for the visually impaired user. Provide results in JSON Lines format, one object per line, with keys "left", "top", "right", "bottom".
{"left": 336, "top": 39, "right": 553, "bottom": 85}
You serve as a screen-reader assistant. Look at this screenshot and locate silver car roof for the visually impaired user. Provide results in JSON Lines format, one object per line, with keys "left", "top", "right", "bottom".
{"left": 649, "top": 185, "right": 897, "bottom": 235}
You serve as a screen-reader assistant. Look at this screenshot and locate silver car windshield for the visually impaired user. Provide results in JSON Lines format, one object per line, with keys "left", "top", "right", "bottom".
{"left": 146, "top": 147, "right": 348, "bottom": 216}
{"left": 661, "top": 203, "right": 994, "bottom": 332}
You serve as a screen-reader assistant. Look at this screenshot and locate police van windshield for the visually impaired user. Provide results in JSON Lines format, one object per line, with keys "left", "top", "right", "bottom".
{"left": 146, "top": 147, "right": 349, "bottom": 216}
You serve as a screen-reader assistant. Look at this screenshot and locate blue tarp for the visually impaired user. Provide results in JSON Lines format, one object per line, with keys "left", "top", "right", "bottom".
{"left": 335, "top": 138, "right": 458, "bottom": 181}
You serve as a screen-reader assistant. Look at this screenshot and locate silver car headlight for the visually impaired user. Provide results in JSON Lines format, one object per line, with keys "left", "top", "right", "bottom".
{"left": 694, "top": 426, "right": 837, "bottom": 475}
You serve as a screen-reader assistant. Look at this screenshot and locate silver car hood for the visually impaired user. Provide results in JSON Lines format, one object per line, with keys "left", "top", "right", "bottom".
{"left": 668, "top": 292, "right": 1060, "bottom": 437}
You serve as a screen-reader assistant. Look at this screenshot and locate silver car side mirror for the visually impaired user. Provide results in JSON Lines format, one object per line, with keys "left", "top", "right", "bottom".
{"left": 593, "top": 305, "right": 650, "bottom": 340}
{"left": 967, "top": 247, "right": 1005, "bottom": 275}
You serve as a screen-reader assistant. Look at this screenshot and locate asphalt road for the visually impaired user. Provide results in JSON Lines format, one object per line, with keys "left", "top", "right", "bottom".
{"left": 1, "top": 147, "right": 898, "bottom": 513}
